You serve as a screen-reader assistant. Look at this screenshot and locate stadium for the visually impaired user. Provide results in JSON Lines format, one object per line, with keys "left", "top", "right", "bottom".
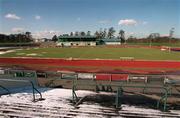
{"left": 0, "top": 0, "right": 180, "bottom": 117}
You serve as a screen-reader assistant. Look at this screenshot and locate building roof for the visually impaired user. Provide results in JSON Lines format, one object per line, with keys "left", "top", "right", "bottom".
{"left": 58, "top": 36, "right": 96, "bottom": 39}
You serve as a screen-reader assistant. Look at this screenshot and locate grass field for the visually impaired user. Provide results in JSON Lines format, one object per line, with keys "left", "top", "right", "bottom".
{"left": 127, "top": 42, "right": 180, "bottom": 47}
{"left": 0, "top": 47, "right": 180, "bottom": 61}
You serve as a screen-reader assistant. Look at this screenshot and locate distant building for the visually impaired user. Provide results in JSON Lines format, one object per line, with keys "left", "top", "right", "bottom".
{"left": 34, "top": 38, "right": 51, "bottom": 43}
{"left": 101, "top": 38, "right": 121, "bottom": 45}
{"left": 57, "top": 36, "right": 97, "bottom": 47}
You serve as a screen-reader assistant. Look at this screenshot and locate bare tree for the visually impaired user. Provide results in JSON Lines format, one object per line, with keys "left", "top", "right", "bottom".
{"left": 99, "top": 28, "right": 104, "bottom": 38}
{"left": 25, "top": 32, "right": 33, "bottom": 42}
{"left": 70, "top": 32, "right": 73, "bottom": 36}
{"left": 87, "top": 31, "right": 91, "bottom": 36}
{"left": 148, "top": 33, "right": 160, "bottom": 39}
{"left": 52, "top": 35, "right": 58, "bottom": 42}
{"left": 94, "top": 31, "right": 100, "bottom": 39}
{"left": 80, "top": 31, "right": 86, "bottom": 36}
{"left": 119, "top": 30, "right": 125, "bottom": 43}
{"left": 103, "top": 28, "right": 107, "bottom": 38}
{"left": 107, "top": 27, "right": 116, "bottom": 39}
{"left": 75, "top": 31, "right": 79, "bottom": 36}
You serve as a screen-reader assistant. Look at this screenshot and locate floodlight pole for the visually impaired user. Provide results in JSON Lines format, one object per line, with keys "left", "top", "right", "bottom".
{"left": 149, "top": 38, "right": 152, "bottom": 47}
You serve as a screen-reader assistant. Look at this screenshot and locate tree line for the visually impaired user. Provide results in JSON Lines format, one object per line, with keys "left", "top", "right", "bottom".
{"left": 94, "top": 27, "right": 126, "bottom": 43}
{"left": 0, "top": 32, "right": 33, "bottom": 43}
{"left": 127, "top": 36, "right": 179, "bottom": 43}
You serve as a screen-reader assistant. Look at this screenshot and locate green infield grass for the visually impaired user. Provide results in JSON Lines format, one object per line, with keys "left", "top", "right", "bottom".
{"left": 0, "top": 47, "right": 180, "bottom": 61}
{"left": 127, "top": 42, "right": 180, "bottom": 47}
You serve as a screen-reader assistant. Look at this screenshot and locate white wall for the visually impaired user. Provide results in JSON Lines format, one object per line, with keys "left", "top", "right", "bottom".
{"left": 57, "top": 42, "right": 96, "bottom": 46}
{"left": 105, "top": 42, "right": 121, "bottom": 45}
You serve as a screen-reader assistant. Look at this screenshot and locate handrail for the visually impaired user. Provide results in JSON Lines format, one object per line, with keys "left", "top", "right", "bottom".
{"left": 74, "top": 81, "right": 170, "bottom": 92}
{"left": 72, "top": 79, "right": 172, "bottom": 111}
{"left": 0, "top": 79, "right": 44, "bottom": 102}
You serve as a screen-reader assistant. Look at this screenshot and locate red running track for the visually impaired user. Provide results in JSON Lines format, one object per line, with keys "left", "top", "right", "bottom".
{"left": 0, "top": 58, "right": 180, "bottom": 69}
{"left": 171, "top": 48, "right": 180, "bottom": 52}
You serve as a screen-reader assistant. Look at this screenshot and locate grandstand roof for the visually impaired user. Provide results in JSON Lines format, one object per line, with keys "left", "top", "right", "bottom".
{"left": 58, "top": 35, "right": 96, "bottom": 39}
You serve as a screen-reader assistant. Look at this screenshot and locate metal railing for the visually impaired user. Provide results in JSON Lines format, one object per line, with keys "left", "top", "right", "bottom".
{"left": 0, "top": 85, "right": 11, "bottom": 95}
{"left": 0, "top": 79, "right": 44, "bottom": 102}
{"left": 72, "top": 79, "right": 172, "bottom": 111}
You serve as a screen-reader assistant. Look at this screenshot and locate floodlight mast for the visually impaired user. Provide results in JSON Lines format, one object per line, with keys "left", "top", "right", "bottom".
{"left": 169, "top": 28, "right": 175, "bottom": 39}
{"left": 169, "top": 28, "right": 175, "bottom": 47}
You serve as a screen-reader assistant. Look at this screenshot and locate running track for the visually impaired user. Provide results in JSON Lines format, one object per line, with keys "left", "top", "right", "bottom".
{"left": 0, "top": 58, "right": 180, "bottom": 69}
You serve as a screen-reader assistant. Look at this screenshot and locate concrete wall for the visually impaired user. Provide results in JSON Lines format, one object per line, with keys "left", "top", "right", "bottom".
{"left": 57, "top": 42, "right": 96, "bottom": 47}
{"left": 105, "top": 42, "right": 121, "bottom": 45}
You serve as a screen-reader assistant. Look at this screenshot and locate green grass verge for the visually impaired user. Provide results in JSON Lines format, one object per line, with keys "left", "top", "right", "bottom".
{"left": 0, "top": 47, "right": 180, "bottom": 61}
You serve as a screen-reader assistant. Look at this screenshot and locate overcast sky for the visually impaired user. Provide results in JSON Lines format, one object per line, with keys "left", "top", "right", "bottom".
{"left": 0, "top": 0, "right": 179, "bottom": 38}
